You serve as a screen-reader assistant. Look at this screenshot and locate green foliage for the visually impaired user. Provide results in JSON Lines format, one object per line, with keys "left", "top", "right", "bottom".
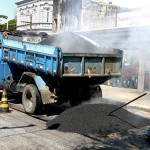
{"left": 0, "top": 19, "right": 16, "bottom": 31}
{"left": 0, "top": 15, "right": 8, "bottom": 19}
{"left": 0, "top": 24, "right": 6, "bottom": 30}
{"left": 8, "top": 19, "right": 16, "bottom": 30}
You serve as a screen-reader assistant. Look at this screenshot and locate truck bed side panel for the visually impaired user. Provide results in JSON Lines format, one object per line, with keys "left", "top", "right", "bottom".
{"left": 2, "top": 39, "right": 59, "bottom": 76}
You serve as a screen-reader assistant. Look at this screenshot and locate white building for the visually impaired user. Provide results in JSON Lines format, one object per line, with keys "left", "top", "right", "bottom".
{"left": 16, "top": 0, "right": 53, "bottom": 34}
{"left": 16, "top": 0, "right": 119, "bottom": 33}
{"left": 52, "top": 0, "right": 118, "bottom": 31}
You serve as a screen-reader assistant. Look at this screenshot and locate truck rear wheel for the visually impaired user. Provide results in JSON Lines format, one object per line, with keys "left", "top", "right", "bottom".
{"left": 69, "top": 87, "right": 89, "bottom": 106}
{"left": 69, "top": 97, "right": 81, "bottom": 106}
{"left": 90, "top": 85, "right": 102, "bottom": 98}
{"left": 69, "top": 85, "right": 102, "bottom": 106}
{"left": 22, "top": 84, "right": 42, "bottom": 115}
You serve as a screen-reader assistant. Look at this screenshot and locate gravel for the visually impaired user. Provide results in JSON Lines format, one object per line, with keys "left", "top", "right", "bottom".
{"left": 40, "top": 32, "right": 118, "bottom": 54}
{"left": 47, "top": 104, "right": 150, "bottom": 136}
{"left": 7, "top": 31, "right": 121, "bottom": 54}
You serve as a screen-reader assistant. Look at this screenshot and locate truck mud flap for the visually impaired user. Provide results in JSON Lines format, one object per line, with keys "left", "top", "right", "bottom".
{"left": 40, "top": 88, "right": 57, "bottom": 104}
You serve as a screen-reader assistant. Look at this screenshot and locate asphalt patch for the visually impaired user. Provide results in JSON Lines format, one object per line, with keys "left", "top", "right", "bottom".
{"left": 47, "top": 104, "right": 150, "bottom": 136}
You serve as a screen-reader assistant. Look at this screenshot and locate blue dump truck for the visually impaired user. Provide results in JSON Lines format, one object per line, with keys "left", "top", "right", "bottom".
{"left": 0, "top": 32, "right": 123, "bottom": 114}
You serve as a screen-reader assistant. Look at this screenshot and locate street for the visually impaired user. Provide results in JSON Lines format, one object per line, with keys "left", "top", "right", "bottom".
{"left": 1, "top": 0, "right": 150, "bottom": 149}
{"left": 0, "top": 85, "right": 150, "bottom": 149}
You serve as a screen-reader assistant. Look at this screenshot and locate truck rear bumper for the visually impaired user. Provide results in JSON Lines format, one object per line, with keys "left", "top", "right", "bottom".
{"left": 62, "top": 73, "right": 121, "bottom": 77}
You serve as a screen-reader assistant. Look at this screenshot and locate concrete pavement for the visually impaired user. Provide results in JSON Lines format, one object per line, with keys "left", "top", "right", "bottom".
{"left": 0, "top": 109, "right": 107, "bottom": 150}
{"left": 101, "top": 85, "right": 150, "bottom": 112}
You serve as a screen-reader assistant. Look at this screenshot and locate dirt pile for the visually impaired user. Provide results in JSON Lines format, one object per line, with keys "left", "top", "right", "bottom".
{"left": 47, "top": 104, "right": 150, "bottom": 136}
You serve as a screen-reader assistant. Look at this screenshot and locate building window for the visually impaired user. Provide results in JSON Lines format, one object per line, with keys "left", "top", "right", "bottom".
{"left": 47, "top": 8, "right": 50, "bottom": 23}
{"left": 42, "top": 7, "right": 50, "bottom": 23}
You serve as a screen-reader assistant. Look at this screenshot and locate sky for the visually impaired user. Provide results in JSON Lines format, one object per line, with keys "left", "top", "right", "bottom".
{"left": 113, "top": 0, "right": 150, "bottom": 8}
{"left": 0, "top": 0, "right": 16, "bottom": 23}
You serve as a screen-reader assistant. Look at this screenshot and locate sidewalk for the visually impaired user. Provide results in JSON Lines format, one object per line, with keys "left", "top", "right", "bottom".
{"left": 101, "top": 85, "right": 150, "bottom": 111}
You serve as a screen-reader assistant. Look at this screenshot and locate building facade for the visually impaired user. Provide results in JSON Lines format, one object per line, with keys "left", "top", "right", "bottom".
{"left": 16, "top": 0, "right": 118, "bottom": 33}
{"left": 53, "top": 0, "right": 118, "bottom": 31}
{"left": 16, "top": 0, "right": 53, "bottom": 34}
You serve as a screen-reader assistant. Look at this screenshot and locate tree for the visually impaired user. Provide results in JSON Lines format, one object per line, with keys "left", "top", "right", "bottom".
{"left": 0, "top": 19, "right": 16, "bottom": 31}
{"left": 0, "top": 15, "right": 8, "bottom": 19}
{"left": 8, "top": 19, "right": 16, "bottom": 30}
{"left": 0, "top": 15, "right": 8, "bottom": 30}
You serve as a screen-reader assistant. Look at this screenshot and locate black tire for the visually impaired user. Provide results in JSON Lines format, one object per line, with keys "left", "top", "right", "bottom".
{"left": 22, "top": 84, "right": 42, "bottom": 115}
{"left": 15, "top": 92, "right": 22, "bottom": 102}
{"left": 68, "top": 87, "right": 82, "bottom": 106}
{"left": 96, "top": 85, "right": 102, "bottom": 97}
{"left": 69, "top": 85, "right": 102, "bottom": 106}
{"left": 89, "top": 85, "right": 102, "bottom": 98}
{"left": 69, "top": 87, "right": 87, "bottom": 106}
{"left": 69, "top": 97, "right": 81, "bottom": 107}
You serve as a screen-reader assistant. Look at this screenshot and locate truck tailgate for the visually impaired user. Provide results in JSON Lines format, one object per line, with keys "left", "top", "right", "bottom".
{"left": 62, "top": 53, "right": 122, "bottom": 77}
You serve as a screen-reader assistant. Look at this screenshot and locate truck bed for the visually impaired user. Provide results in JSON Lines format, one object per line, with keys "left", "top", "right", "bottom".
{"left": 0, "top": 33, "right": 123, "bottom": 79}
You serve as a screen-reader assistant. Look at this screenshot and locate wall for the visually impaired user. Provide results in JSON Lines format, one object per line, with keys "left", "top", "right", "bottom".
{"left": 16, "top": 0, "right": 53, "bottom": 33}
{"left": 54, "top": 0, "right": 118, "bottom": 32}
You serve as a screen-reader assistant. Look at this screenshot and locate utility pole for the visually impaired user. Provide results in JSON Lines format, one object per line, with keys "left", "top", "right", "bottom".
{"left": 29, "top": 14, "right": 32, "bottom": 31}
{"left": 6, "top": 22, "right": 8, "bottom": 30}
{"left": 138, "top": 58, "right": 145, "bottom": 91}
{"left": 21, "top": 7, "right": 37, "bottom": 32}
